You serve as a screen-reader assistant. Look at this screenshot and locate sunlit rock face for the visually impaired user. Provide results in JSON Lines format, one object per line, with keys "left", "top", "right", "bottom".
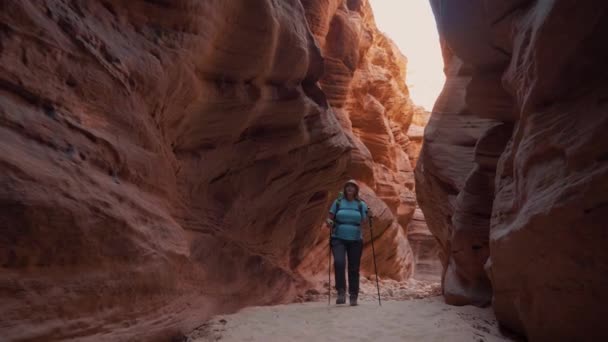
{"left": 418, "top": 0, "right": 608, "bottom": 340}
{"left": 299, "top": 0, "right": 422, "bottom": 282}
{"left": 1, "top": 0, "right": 434, "bottom": 340}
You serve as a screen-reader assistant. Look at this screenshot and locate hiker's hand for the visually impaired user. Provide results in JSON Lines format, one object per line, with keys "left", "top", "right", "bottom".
{"left": 324, "top": 218, "right": 334, "bottom": 229}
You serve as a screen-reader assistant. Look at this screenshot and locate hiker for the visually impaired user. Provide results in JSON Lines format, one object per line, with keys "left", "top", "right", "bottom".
{"left": 324, "top": 179, "right": 369, "bottom": 306}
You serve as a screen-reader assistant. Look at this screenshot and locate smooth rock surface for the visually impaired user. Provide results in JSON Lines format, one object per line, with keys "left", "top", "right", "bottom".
{"left": 418, "top": 0, "right": 608, "bottom": 340}
{"left": 0, "top": 1, "right": 347, "bottom": 340}
{"left": 0, "top": 0, "right": 437, "bottom": 340}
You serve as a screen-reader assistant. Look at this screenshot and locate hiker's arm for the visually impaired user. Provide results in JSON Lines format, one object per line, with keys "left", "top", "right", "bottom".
{"left": 324, "top": 213, "right": 335, "bottom": 229}
{"left": 325, "top": 201, "right": 337, "bottom": 229}
{"left": 361, "top": 216, "right": 369, "bottom": 228}
{"left": 361, "top": 203, "right": 370, "bottom": 230}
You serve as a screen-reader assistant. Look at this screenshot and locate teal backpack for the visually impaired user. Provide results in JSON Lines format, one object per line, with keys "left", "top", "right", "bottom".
{"left": 334, "top": 192, "right": 365, "bottom": 223}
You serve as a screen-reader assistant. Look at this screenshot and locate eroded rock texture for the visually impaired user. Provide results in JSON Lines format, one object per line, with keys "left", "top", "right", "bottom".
{"left": 0, "top": 0, "right": 432, "bottom": 340}
{"left": 418, "top": 0, "right": 608, "bottom": 340}
{"left": 416, "top": 46, "right": 501, "bottom": 307}
{"left": 298, "top": 0, "right": 427, "bottom": 282}
{"left": 1, "top": 1, "right": 349, "bottom": 340}
{"left": 406, "top": 206, "right": 441, "bottom": 282}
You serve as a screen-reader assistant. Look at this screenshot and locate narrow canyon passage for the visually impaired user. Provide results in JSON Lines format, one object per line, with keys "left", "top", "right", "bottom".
{"left": 1, "top": 0, "right": 607, "bottom": 341}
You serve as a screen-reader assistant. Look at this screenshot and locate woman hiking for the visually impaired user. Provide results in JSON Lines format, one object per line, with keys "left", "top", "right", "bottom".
{"left": 324, "top": 179, "right": 368, "bottom": 306}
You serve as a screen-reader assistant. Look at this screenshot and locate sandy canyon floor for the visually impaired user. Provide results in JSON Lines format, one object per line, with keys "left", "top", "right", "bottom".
{"left": 186, "top": 279, "right": 514, "bottom": 342}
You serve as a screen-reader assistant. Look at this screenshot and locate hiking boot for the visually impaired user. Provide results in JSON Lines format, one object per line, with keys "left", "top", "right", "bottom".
{"left": 336, "top": 290, "right": 346, "bottom": 304}
{"left": 349, "top": 295, "right": 358, "bottom": 306}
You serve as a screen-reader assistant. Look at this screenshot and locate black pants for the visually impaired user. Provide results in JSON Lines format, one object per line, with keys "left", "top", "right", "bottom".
{"left": 331, "top": 238, "right": 363, "bottom": 296}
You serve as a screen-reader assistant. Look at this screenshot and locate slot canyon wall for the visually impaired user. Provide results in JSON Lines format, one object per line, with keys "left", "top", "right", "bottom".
{"left": 417, "top": 0, "right": 608, "bottom": 340}
{"left": 0, "top": 0, "right": 437, "bottom": 340}
{"left": 297, "top": 0, "right": 440, "bottom": 283}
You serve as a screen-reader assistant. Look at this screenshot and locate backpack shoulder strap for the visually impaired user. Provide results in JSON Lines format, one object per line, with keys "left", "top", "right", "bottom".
{"left": 335, "top": 192, "right": 344, "bottom": 214}
{"left": 358, "top": 200, "right": 364, "bottom": 218}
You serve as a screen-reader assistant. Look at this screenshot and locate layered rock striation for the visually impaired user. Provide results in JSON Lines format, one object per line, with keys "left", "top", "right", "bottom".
{"left": 417, "top": 1, "right": 608, "bottom": 340}
{"left": 1, "top": 0, "right": 435, "bottom": 340}
{"left": 299, "top": 0, "right": 424, "bottom": 282}
{"left": 1, "top": 1, "right": 348, "bottom": 340}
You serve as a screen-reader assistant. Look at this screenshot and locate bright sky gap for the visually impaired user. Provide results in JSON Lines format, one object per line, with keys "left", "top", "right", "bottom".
{"left": 368, "top": 0, "right": 444, "bottom": 110}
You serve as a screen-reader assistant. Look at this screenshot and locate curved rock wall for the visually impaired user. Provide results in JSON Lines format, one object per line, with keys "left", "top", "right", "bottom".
{"left": 0, "top": 0, "right": 434, "bottom": 340}
{"left": 0, "top": 1, "right": 349, "bottom": 340}
{"left": 417, "top": 0, "right": 608, "bottom": 340}
{"left": 298, "top": 0, "right": 442, "bottom": 282}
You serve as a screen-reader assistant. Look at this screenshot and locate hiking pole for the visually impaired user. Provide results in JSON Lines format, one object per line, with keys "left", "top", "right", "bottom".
{"left": 369, "top": 213, "right": 381, "bottom": 306}
{"left": 328, "top": 227, "right": 332, "bottom": 306}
